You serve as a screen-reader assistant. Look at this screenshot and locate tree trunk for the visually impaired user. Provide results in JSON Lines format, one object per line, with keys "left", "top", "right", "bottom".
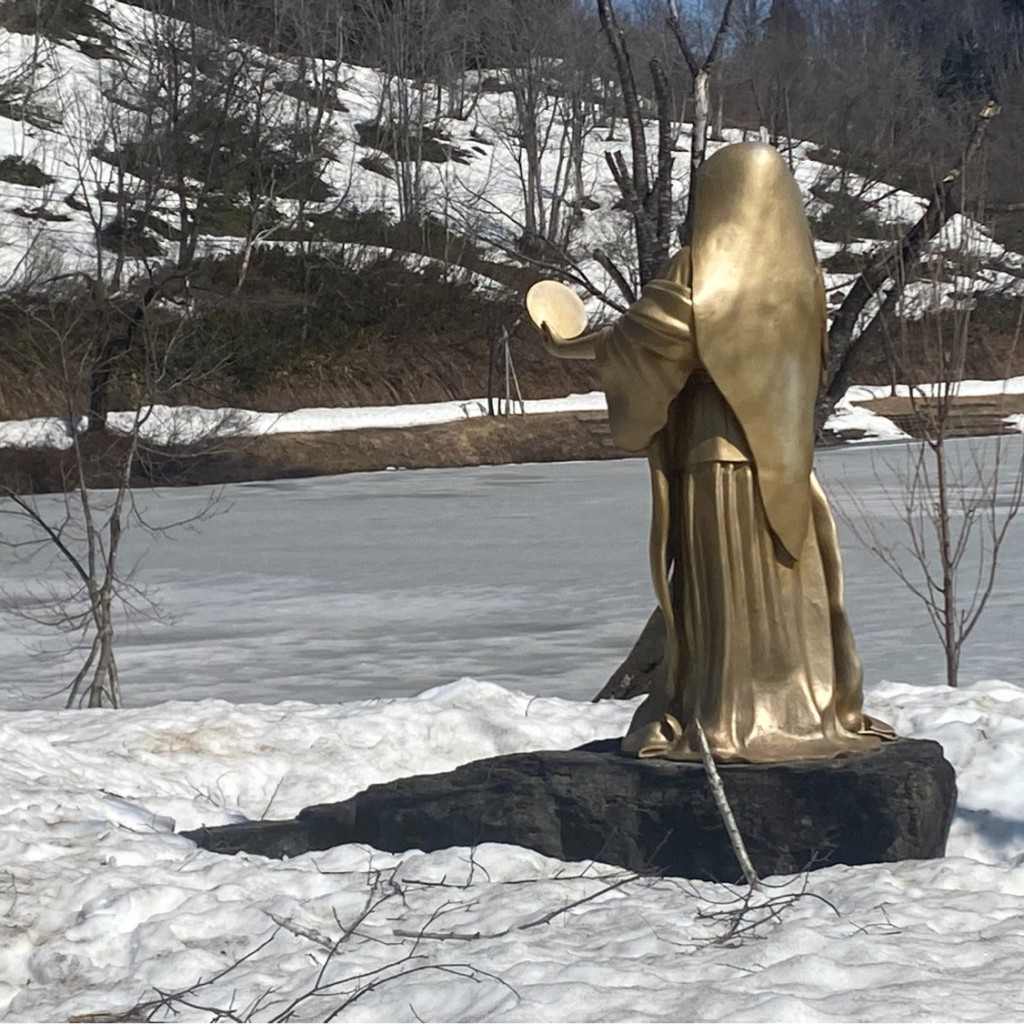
{"left": 686, "top": 68, "right": 710, "bottom": 227}
{"left": 817, "top": 101, "right": 1000, "bottom": 435}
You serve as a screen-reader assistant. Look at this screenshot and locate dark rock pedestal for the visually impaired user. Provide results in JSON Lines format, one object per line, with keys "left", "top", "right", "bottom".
{"left": 184, "top": 738, "right": 956, "bottom": 882}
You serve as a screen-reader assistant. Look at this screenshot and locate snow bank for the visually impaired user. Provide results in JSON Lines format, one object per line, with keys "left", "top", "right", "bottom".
{"left": 847, "top": 375, "right": 1024, "bottom": 402}
{"left": 0, "top": 393, "right": 610, "bottom": 450}
{"left": 822, "top": 394, "right": 911, "bottom": 442}
{"left": 2, "top": 677, "right": 1024, "bottom": 1022}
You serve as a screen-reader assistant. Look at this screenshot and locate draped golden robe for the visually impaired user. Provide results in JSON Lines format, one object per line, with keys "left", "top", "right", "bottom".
{"left": 591, "top": 244, "right": 887, "bottom": 762}
{"left": 538, "top": 143, "right": 892, "bottom": 762}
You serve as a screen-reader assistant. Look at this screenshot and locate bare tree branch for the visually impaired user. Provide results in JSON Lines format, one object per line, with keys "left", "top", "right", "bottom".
{"left": 819, "top": 99, "right": 1002, "bottom": 432}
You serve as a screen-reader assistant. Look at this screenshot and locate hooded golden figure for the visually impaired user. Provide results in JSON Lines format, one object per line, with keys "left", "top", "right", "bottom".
{"left": 539, "top": 142, "right": 893, "bottom": 763}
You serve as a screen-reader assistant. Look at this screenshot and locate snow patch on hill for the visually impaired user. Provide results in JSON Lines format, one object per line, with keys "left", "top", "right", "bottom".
{"left": 0, "top": 1, "right": 1022, "bottom": 317}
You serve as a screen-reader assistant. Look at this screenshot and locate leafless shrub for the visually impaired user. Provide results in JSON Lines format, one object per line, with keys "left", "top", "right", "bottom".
{"left": 837, "top": 223, "right": 1024, "bottom": 687}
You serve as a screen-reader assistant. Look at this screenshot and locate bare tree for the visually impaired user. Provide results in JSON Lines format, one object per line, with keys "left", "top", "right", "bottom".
{"left": 0, "top": 282, "right": 219, "bottom": 707}
{"left": 2, "top": 406, "right": 143, "bottom": 708}
{"left": 28, "top": 43, "right": 193, "bottom": 434}
{"left": 206, "top": 0, "right": 347, "bottom": 292}
{"left": 594, "top": 0, "right": 739, "bottom": 294}
{"left": 479, "top": 0, "right": 603, "bottom": 257}
{"left": 596, "top": 0, "right": 677, "bottom": 297}
{"left": 0, "top": 13, "right": 58, "bottom": 125}
{"left": 57, "top": 59, "right": 165, "bottom": 294}
{"left": 839, "top": 229, "right": 1024, "bottom": 688}
{"left": 355, "top": 0, "right": 453, "bottom": 224}
{"left": 818, "top": 98, "right": 1002, "bottom": 433}
{"left": 665, "top": 0, "right": 737, "bottom": 229}
{"left": 105, "top": 3, "right": 261, "bottom": 273}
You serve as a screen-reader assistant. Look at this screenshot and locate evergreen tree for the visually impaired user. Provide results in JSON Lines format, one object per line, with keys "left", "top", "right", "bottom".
{"left": 762, "top": 0, "right": 808, "bottom": 47}
{"left": 937, "top": 29, "right": 996, "bottom": 103}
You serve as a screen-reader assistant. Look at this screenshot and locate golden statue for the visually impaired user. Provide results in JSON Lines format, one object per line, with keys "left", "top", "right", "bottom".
{"left": 531, "top": 142, "right": 894, "bottom": 763}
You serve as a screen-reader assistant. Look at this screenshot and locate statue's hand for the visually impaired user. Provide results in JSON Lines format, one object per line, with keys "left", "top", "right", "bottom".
{"left": 539, "top": 320, "right": 598, "bottom": 360}
{"left": 540, "top": 320, "right": 568, "bottom": 354}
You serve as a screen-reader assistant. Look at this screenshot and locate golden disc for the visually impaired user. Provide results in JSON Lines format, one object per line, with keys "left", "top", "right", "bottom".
{"left": 525, "top": 280, "right": 587, "bottom": 339}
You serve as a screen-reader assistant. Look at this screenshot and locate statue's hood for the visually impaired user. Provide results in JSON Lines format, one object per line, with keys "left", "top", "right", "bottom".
{"left": 691, "top": 142, "right": 826, "bottom": 559}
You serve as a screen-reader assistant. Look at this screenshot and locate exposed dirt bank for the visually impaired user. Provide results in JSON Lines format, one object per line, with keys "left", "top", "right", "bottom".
{"left": 1, "top": 396, "right": 1022, "bottom": 496}
{"left": 853, "top": 393, "right": 1024, "bottom": 441}
{"left": 0, "top": 411, "right": 620, "bottom": 494}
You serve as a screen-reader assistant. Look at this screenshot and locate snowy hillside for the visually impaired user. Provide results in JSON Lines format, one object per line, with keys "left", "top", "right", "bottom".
{"left": 0, "top": 0, "right": 1022, "bottom": 318}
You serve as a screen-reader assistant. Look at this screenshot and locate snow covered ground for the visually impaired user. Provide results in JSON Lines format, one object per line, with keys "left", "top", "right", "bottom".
{"left": 2, "top": 679, "right": 1024, "bottom": 1022}
{"left": 0, "top": 378, "right": 965, "bottom": 450}
{"left": 2, "top": 446, "right": 1024, "bottom": 1021}
{"left": 0, "top": 391, "right": 610, "bottom": 450}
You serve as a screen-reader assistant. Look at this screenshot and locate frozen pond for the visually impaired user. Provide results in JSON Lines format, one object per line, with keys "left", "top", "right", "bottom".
{"left": 1, "top": 437, "right": 1023, "bottom": 708}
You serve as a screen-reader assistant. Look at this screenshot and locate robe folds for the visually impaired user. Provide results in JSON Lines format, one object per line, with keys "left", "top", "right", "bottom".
{"left": 593, "top": 245, "right": 891, "bottom": 763}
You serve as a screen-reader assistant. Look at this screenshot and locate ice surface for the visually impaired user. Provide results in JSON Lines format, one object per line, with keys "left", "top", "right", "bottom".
{"left": 3, "top": 440, "right": 1023, "bottom": 710}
